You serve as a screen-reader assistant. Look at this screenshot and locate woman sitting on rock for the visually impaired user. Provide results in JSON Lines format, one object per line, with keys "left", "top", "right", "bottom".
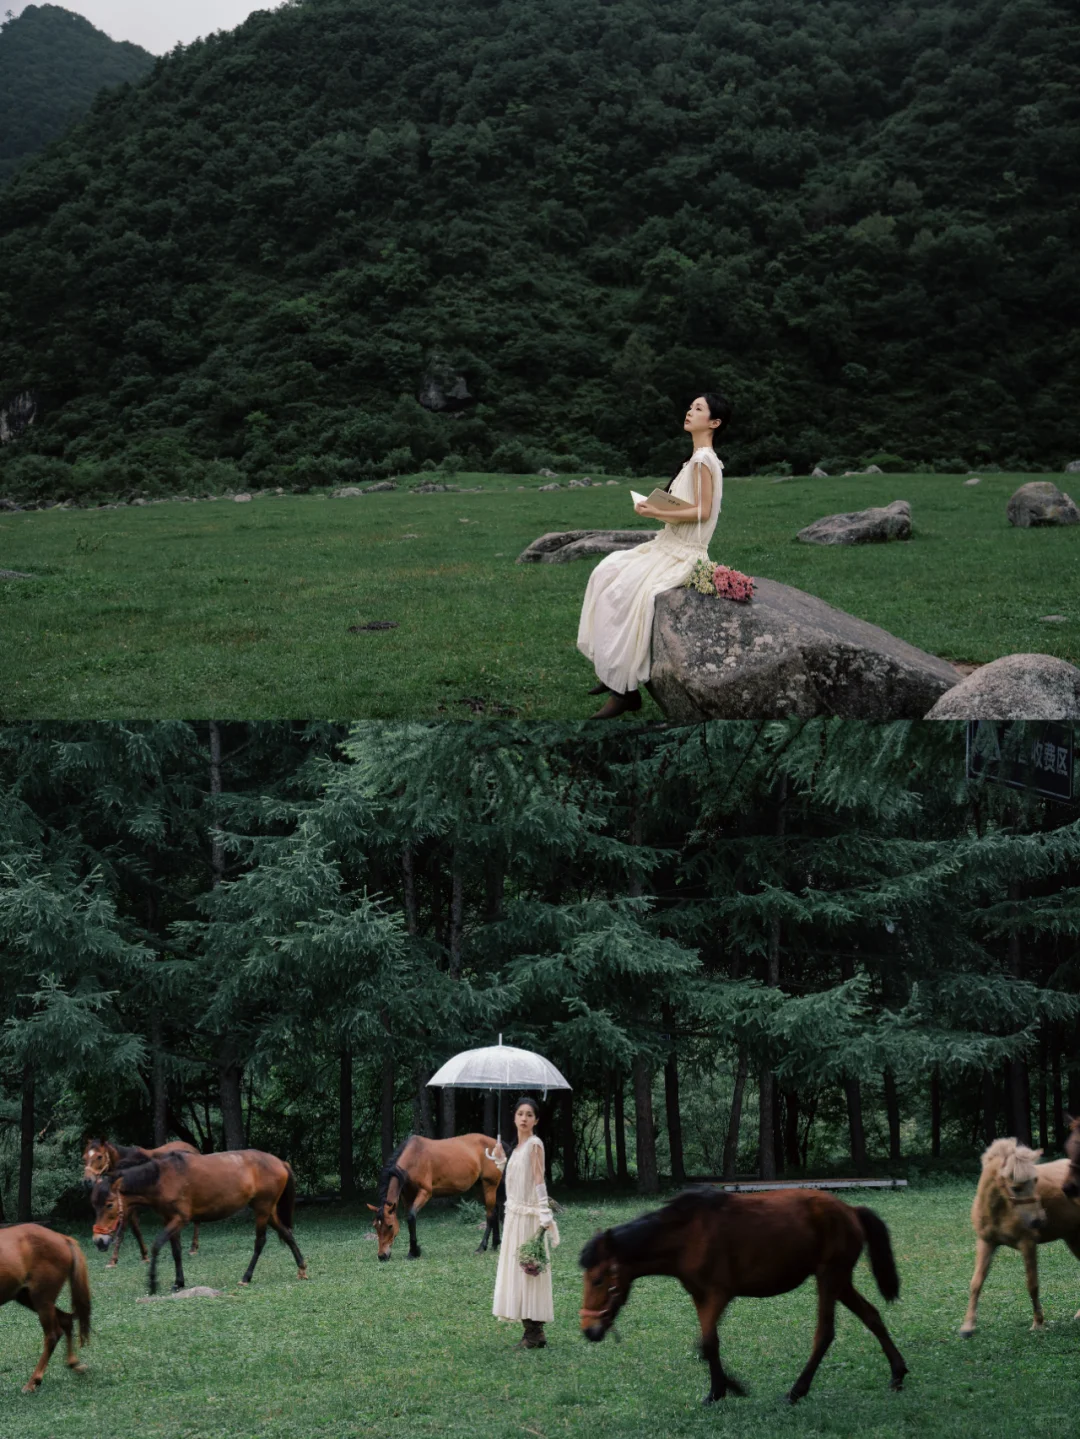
{"left": 577, "top": 392, "right": 731, "bottom": 718}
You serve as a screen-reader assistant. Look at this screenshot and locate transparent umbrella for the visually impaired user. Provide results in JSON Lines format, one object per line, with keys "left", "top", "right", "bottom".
{"left": 427, "top": 1034, "right": 571, "bottom": 1142}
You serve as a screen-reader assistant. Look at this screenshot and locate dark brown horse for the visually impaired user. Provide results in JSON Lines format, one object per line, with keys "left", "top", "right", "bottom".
{"left": 1063, "top": 1115, "right": 1080, "bottom": 1199}
{"left": 367, "top": 1134, "right": 502, "bottom": 1260}
{"left": 90, "top": 1148, "right": 307, "bottom": 1294}
{"left": 82, "top": 1138, "right": 202, "bottom": 1264}
{"left": 579, "top": 1188, "right": 908, "bottom": 1405}
{"left": 0, "top": 1224, "right": 91, "bottom": 1392}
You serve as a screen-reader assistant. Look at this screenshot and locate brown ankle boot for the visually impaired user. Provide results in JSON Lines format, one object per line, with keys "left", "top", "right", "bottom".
{"left": 591, "top": 689, "right": 642, "bottom": 720}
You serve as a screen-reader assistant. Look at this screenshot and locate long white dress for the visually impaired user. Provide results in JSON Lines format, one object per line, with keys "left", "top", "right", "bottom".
{"left": 491, "top": 1135, "right": 556, "bottom": 1323}
{"left": 577, "top": 446, "right": 724, "bottom": 694}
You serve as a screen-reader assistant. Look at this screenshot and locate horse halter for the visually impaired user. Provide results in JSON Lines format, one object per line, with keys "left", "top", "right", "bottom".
{"left": 580, "top": 1258, "right": 622, "bottom": 1324}
{"left": 92, "top": 1187, "right": 125, "bottom": 1237}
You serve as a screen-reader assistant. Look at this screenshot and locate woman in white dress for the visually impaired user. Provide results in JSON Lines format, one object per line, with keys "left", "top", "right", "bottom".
{"left": 490, "top": 1097, "right": 558, "bottom": 1349}
{"left": 577, "top": 392, "right": 732, "bottom": 718}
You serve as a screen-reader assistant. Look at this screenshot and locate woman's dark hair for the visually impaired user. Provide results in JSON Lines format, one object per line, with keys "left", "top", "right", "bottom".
{"left": 502, "top": 1095, "right": 541, "bottom": 1163}
{"left": 665, "top": 391, "right": 733, "bottom": 490}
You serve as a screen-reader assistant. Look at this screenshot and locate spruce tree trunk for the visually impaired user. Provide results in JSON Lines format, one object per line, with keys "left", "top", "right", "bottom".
{"left": 151, "top": 1007, "right": 168, "bottom": 1146}
{"left": 440, "top": 858, "right": 465, "bottom": 1139}
{"left": 884, "top": 1069, "right": 901, "bottom": 1161}
{"left": 603, "top": 1086, "right": 615, "bottom": 1182}
{"left": 758, "top": 1066, "right": 776, "bottom": 1180}
{"left": 723, "top": 1050, "right": 748, "bottom": 1181}
{"left": 982, "top": 1069, "right": 997, "bottom": 1146}
{"left": 340, "top": 1049, "right": 355, "bottom": 1198}
{"left": 632, "top": 1054, "right": 658, "bottom": 1194}
{"left": 413, "top": 1066, "right": 434, "bottom": 1137}
{"left": 1052, "top": 1039, "right": 1065, "bottom": 1148}
{"left": 1007, "top": 882, "right": 1032, "bottom": 1144}
{"left": 380, "top": 1011, "right": 395, "bottom": 1164}
{"left": 783, "top": 1089, "right": 801, "bottom": 1169}
{"left": 843, "top": 1076, "right": 867, "bottom": 1172}
{"left": 663, "top": 1047, "right": 686, "bottom": 1184}
{"left": 561, "top": 1091, "right": 577, "bottom": 1185}
{"left": 772, "top": 1084, "right": 784, "bottom": 1175}
{"left": 219, "top": 1050, "right": 246, "bottom": 1150}
{"left": 18, "top": 1062, "right": 34, "bottom": 1222}
{"left": 931, "top": 1066, "right": 942, "bottom": 1158}
{"left": 613, "top": 1078, "right": 629, "bottom": 1184}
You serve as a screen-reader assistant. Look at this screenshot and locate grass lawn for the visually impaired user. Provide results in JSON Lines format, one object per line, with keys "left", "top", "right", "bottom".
{"left": 2, "top": 1185, "right": 1078, "bottom": 1438}
{"left": 1, "top": 472, "right": 1077, "bottom": 719}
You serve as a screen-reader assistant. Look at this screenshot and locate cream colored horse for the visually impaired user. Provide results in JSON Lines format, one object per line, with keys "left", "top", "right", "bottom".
{"left": 961, "top": 1137, "right": 1080, "bottom": 1335}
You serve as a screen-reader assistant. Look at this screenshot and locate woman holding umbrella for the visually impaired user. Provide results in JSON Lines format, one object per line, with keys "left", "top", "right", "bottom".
{"left": 490, "top": 1096, "right": 559, "bottom": 1349}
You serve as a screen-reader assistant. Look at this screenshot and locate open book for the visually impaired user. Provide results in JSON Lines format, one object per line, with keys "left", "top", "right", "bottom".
{"left": 630, "top": 487, "right": 697, "bottom": 514}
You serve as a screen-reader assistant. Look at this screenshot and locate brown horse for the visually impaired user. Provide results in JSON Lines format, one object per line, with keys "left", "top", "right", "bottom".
{"left": 0, "top": 1224, "right": 91, "bottom": 1392}
{"left": 82, "top": 1138, "right": 202, "bottom": 1264}
{"left": 579, "top": 1187, "right": 907, "bottom": 1405}
{"left": 367, "top": 1134, "right": 503, "bottom": 1260}
{"left": 90, "top": 1148, "right": 307, "bottom": 1294}
{"left": 1063, "top": 1115, "right": 1080, "bottom": 1198}
{"left": 961, "top": 1137, "right": 1080, "bottom": 1335}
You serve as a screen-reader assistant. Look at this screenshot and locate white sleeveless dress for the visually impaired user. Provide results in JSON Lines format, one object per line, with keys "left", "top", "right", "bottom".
{"left": 491, "top": 1135, "right": 555, "bottom": 1323}
{"left": 577, "top": 446, "right": 723, "bottom": 694}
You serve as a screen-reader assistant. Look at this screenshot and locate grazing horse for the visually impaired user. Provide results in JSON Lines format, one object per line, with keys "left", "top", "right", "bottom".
{"left": 82, "top": 1138, "right": 202, "bottom": 1264}
{"left": 1063, "top": 1115, "right": 1080, "bottom": 1199}
{"left": 961, "top": 1136, "right": 1080, "bottom": 1335}
{"left": 0, "top": 1224, "right": 91, "bottom": 1392}
{"left": 579, "top": 1187, "right": 908, "bottom": 1405}
{"left": 90, "top": 1148, "right": 308, "bottom": 1294}
{"left": 367, "top": 1134, "right": 503, "bottom": 1260}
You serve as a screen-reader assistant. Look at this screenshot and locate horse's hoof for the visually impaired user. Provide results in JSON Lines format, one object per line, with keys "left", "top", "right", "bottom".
{"left": 171, "top": 1282, "right": 184, "bottom": 1293}
{"left": 70, "top": 1363, "right": 88, "bottom": 1376}
{"left": 297, "top": 1269, "right": 309, "bottom": 1280}
{"left": 959, "top": 1327, "right": 974, "bottom": 1339}
{"left": 141, "top": 1257, "right": 150, "bottom": 1264}
{"left": 105, "top": 1261, "right": 118, "bottom": 1270}
{"left": 406, "top": 1250, "right": 421, "bottom": 1260}
{"left": 239, "top": 1280, "right": 251, "bottom": 1287}
{"left": 21, "top": 1380, "right": 41, "bottom": 1394}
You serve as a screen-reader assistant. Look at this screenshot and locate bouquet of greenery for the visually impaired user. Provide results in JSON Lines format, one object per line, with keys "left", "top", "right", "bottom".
{"left": 685, "top": 558, "right": 754, "bottom": 601}
{"left": 518, "top": 1229, "right": 551, "bottom": 1277}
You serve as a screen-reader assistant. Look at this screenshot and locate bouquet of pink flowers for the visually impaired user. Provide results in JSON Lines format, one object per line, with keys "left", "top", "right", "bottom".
{"left": 685, "top": 559, "right": 755, "bottom": 602}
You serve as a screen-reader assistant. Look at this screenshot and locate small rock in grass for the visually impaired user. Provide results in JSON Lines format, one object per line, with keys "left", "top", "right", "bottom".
{"left": 606, "top": 480, "right": 620, "bottom": 486}
{"left": 234, "top": 493, "right": 252, "bottom": 503}
{"left": 812, "top": 467, "right": 829, "bottom": 478}
{"left": 964, "top": 477, "right": 981, "bottom": 486}
{"left": 136, "top": 1286, "right": 223, "bottom": 1303}
{"left": 538, "top": 482, "right": 562, "bottom": 491}
{"left": 1040, "top": 615, "right": 1068, "bottom": 623}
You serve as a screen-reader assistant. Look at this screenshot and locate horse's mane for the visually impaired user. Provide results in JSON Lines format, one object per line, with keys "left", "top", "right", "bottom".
{"left": 580, "top": 1188, "right": 730, "bottom": 1268}
{"left": 981, "top": 1137, "right": 1042, "bottom": 1184}
{"left": 110, "top": 1156, "right": 162, "bottom": 1194}
{"left": 376, "top": 1138, "right": 412, "bottom": 1209}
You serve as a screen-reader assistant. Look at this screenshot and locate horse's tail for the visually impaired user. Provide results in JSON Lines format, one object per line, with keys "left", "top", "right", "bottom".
{"left": 277, "top": 1163, "right": 297, "bottom": 1233}
{"left": 856, "top": 1207, "right": 900, "bottom": 1303}
{"left": 67, "top": 1238, "right": 92, "bottom": 1346}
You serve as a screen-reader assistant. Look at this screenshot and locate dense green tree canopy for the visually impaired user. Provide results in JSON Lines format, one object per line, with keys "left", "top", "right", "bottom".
{"left": 2, "top": 719, "right": 1079, "bottom": 1215}
{"left": 0, "top": 5, "right": 153, "bottom": 188}
{"left": 0, "top": 0, "right": 1077, "bottom": 504}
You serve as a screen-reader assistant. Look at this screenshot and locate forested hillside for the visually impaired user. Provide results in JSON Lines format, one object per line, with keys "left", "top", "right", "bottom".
{"left": 0, "top": 0, "right": 1077, "bottom": 503}
{"left": 0, "top": 5, "right": 153, "bottom": 188}
{"left": 2, "top": 721, "right": 1079, "bottom": 1216}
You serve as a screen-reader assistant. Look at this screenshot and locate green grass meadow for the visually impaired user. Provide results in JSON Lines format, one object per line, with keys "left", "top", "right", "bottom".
{"left": 2, "top": 1186, "right": 1078, "bottom": 1439}
{"left": 2, "top": 472, "right": 1078, "bottom": 719}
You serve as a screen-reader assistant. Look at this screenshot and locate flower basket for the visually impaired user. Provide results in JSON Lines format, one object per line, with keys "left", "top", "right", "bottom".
{"left": 685, "top": 559, "right": 754, "bottom": 602}
{"left": 518, "top": 1230, "right": 550, "bottom": 1277}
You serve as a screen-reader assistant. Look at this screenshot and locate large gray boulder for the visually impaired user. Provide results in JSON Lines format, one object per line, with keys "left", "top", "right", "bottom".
{"left": 1064, "top": 461, "right": 1080, "bottom": 473}
{"left": 797, "top": 500, "right": 911, "bottom": 546}
{"left": 925, "top": 654, "right": 1080, "bottom": 719}
{"left": 517, "top": 529, "right": 652, "bottom": 563}
{"left": 1006, "top": 481, "right": 1079, "bottom": 527}
{"left": 646, "top": 578, "right": 960, "bottom": 720}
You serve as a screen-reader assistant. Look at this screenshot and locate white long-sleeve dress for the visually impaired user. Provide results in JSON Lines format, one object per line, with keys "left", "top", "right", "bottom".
{"left": 577, "top": 446, "right": 723, "bottom": 694}
{"left": 492, "top": 1135, "right": 556, "bottom": 1323}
